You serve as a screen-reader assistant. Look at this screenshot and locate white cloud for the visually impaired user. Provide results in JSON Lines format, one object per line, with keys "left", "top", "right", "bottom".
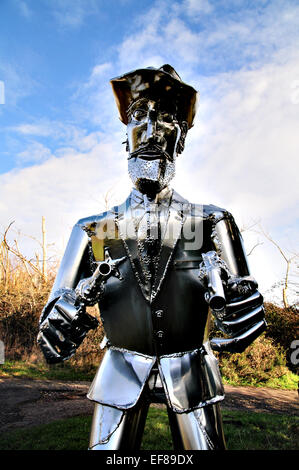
{"left": 9, "top": 120, "right": 106, "bottom": 154}
{"left": 0, "top": 62, "right": 36, "bottom": 108}
{"left": 183, "top": 0, "right": 213, "bottom": 16}
{"left": 116, "top": 0, "right": 299, "bottom": 77}
{"left": 171, "top": 51, "right": 299, "bottom": 293}
{"left": 2, "top": 0, "right": 299, "bottom": 299}
{"left": 88, "top": 63, "right": 113, "bottom": 86}
{"left": 178, "top": 55, "right": 299, "bottom": 222}
{"left": 0, "top": 138, "right": 130, "bottom": 258}
{"left": 46, "top": 0, "right": 100, "bottom": 28}
{"left": 111, "top": 0, "right": 299, "bottom": 295}
{"left": 17, "top": 141, "right": 52, "bottom": 163}
{"left": 11, "top": 122, "right": 53, "bottom": 137}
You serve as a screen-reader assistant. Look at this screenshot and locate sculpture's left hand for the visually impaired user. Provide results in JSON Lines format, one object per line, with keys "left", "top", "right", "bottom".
{"left": 37, "top": 291, "right": 99, "bottom": 364}
{"left": 210, "top": 277, "right": 266, "bottom": 353}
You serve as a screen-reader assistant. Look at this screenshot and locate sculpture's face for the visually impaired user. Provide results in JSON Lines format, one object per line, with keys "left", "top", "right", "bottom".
{"left": 126, "top": 98, "right": 185, "bottom": 197}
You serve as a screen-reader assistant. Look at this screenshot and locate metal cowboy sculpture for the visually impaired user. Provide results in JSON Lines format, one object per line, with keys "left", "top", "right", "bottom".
{"left": 38, "top": 65, "right": 266, "bottom": 450}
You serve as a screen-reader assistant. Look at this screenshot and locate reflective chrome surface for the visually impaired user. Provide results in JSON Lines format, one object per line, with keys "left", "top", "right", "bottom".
{"left": 127, "top": 99, "right": 182, "bottom": 161}
{"left": 89, "top": 404, "right": 124, "bottom": 448}
{"left": 89, "top": 399, "right": 226, "bottom": 451}
{"left": 126, "top": 96, "right": 185, "bottom": 196}
{"left": 49, "top": 223, "right": 91, "bottom": 302}
{"left": 87, "top": 348, "right": 155, "bottom": 409}
{"left": 128, "top": 155, "right": 176, "bottom": 198}
{"left": 159, "top": 343, "right": 224, "bottom": 413}
{"left": 89, "top": 399, "right": 150, "bottom": 451}
{"left": 170, "top": 404, "right": 226, "bottom": 450}
{"left": 38, "top": 63, "right": 266, "bottom": 450}
{"left": 110, "top": 64, "right": 198, "bottom": 128}
{"left": 211, "top": 214, "right": 250, "bottom": 277}
{"left": 210, "top": 319, "right": 266, "bottom": 352}
{"left": 198, "top": 250, "right": 228, "bottom": 313}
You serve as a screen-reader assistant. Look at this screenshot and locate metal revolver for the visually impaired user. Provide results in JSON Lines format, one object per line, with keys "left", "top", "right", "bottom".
{"left": 75, "top": 249, "right": 126, "bottom": 305}
{"left": 198, "top": 251, "right": 229, "bottom": 317}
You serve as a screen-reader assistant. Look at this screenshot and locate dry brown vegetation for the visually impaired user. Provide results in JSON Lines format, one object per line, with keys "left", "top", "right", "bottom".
{"left": 0, "top": 223, "right": 297, "bottom": 387}
{"left": 0, "top": 225, "right": 104, "bottom": 367}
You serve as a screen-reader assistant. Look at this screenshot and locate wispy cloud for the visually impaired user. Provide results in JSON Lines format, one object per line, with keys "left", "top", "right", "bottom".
{"left": 183, "top": 0, "right": 213, "bottom": 16}
{"left": 45, "top": 0, "right": 100, "bottom": 28}
{"left": 0, "top": 62, "right": 36, "bottom": 108}
{"left": 9, "top": 119, "right": 104, "bottom": 153}
{"left": 0, "top": 140, "right": 129, "bottom": 256}
{"left": 117, "top": 0, "right": 299, "bottom": 76}
{"left": 70, "top": 62, "right": 120, "bottom": 130}
{"left": 13, "top": 0, "right": 33, "bottom": 19}
{"left": 11, "top": 122, "right": 54, "bottom": 137}
{"left": 16, "top": 141, "right": 52, "bottom": 163}
{"left": 1, "top": 0, "right": 298, "bottom": 297}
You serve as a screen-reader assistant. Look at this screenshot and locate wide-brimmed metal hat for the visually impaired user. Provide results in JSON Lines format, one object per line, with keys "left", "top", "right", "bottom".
{"left": 110, "top": 64, "right": 198, "bottom": 128}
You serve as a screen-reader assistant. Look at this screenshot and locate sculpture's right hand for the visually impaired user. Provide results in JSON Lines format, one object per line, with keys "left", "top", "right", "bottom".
{"left": 37, "top": 292, "right": 98, "bottom": 364}
{"left": 75, "top": 275, "right": 105, "bottom": 306}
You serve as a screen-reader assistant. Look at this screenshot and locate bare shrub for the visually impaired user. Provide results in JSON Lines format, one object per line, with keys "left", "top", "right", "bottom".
{"left": 0, "top": 223, "right": 104, "bottom": 368}
{"left": 218, "top": 334, "right": 288, "bottom": 385}
{"left": 0, "top": 222, "right": 297, "bottom": 385}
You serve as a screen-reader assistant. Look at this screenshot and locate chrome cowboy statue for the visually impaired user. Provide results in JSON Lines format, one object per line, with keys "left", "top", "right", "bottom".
{"left": 37, "top": 65, "right": 266, "bottom": 450}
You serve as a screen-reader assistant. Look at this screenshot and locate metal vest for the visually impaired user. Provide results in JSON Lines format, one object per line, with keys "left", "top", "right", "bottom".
{"left": 49, "top": 190, "right": 250, "bottom": 413}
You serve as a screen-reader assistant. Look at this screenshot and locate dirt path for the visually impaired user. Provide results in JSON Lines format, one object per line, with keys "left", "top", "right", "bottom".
{"left": 0, "top": 376, "right": 298, "bottom": 435}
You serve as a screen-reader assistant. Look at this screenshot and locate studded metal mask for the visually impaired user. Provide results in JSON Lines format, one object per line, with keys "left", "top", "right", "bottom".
{"left": 126, "top": 98, "right": 188, "bottom": 197}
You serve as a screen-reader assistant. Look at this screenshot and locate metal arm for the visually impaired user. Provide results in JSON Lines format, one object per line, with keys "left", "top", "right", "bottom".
{"left": 198, "top": 249, "right": 266, "bottom": 353}
{"left": 37, "top": 222, "right": 126, "bottom": 364}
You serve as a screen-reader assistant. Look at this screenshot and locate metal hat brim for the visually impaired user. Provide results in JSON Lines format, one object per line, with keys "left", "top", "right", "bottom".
{"left": 110, "top": 67, "right": 198, "bottom": 128}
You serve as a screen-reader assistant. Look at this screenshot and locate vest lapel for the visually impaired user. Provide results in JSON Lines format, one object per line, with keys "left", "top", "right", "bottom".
{"left": 151, "top": 192, "right": 190, "bottom": 302}
{"left": 114, "top": 197, "right": 152, "bottom": 301}
{"left": 115, "top": 191, "right": 191, "bottom": 303}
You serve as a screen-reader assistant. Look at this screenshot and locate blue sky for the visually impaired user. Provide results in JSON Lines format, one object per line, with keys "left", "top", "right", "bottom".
{"left": 0, "top": 0, "right": 298, "bottom": 303}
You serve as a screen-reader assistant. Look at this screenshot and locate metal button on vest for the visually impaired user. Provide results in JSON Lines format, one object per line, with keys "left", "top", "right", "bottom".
{"left": 156, "top": 330, "right": 164, "bottom": 339}
{"left": 155, "top": 310, "right": 163, "bottom": 318}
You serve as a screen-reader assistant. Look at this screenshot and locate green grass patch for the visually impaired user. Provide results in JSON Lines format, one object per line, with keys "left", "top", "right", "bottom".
{"left": 221, "top": 370, "right": 299, "bottom": 391}
{"left": 1, "top": 360, "right": 298, "bottom": 391}
{"left": 0, "top": 360, "right": 97, "bottom": 382}
{"left": 0, "top": 408, "right": 297, "bottom": 451}
{"left": 222, "top": 409, "right": 299, "bottom": 450}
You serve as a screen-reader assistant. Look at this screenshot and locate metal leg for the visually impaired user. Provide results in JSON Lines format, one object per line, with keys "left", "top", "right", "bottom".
{"left": 167, "top": 403, "right": 226, "bottom": 450}
{"left": 89, "top": 397, "right": 150, "bottom": 450}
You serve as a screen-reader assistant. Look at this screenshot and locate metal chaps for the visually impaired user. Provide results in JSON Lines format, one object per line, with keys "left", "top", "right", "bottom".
{"left": 88, "top": 399, "right": 226, "bottom": 450}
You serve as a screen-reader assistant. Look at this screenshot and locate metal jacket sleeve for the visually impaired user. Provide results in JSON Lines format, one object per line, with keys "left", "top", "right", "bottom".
{"left": 209, "top": 211, "right": 266, "bottom": 353}
{"left": 37, "top": 221, "right": 98, "bottom": 364}
{"left": 49, "top": 223, "right": 91, "bottom": 303}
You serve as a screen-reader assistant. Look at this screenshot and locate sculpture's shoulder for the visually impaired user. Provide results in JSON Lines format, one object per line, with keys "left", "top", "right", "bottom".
{"left": 172, "top": 190, "right": 234, "bottom": 222}
{"left": 73, "top": 195, "right": 129, "bottom": 241}
{"left": 201, "top": 203, "right": 234, "bottom": 222}
{"left": 75, "top": 208, "right": 116, "bottom": 237}
{"left": 185, "top": 201, "right": 233, "bottom": 221}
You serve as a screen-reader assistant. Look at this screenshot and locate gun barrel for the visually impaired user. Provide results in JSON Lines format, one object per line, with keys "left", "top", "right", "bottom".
{"left": 88, "top": 261, "right": 113, "bottom": 290}
{"left": 97, "top": 261, "right": 112, "bottom": 277}
{"left": 209, "top": 294, "right": 226, "bottom": 312}
{"left": 203, "top": 252, "right": 226, "bottom": 312}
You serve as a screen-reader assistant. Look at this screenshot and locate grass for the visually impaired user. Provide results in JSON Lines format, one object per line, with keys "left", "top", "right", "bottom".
{"left": 222, "top": 409, "right": 299, "bottom": 450}
{"left": 221, "top": 371, "right": 299, "bottom": 391}
{"left": 0, "top": 407, "right": 297, "bottom": 451}
{"left": 0, "top": 360, "right": 98, "bottom": 382}
{"left": 1, "top": 360, "right": 297, "bottom": 391}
